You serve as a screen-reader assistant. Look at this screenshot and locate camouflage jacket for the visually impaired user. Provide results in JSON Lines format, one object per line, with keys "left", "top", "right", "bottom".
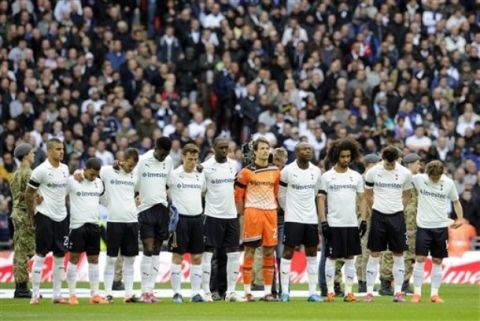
{"left": 9, "top": 165, "right": 32, "bottom": 211}
{"left": 404, "top": 188, "right": 418, "bottom": 231}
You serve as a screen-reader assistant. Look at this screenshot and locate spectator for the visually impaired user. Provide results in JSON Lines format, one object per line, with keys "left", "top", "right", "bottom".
{"left": 406, "top": 125, "right": 432, "bottom": 153}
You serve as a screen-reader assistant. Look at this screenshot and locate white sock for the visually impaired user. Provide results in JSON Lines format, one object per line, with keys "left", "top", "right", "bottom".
{"left": 171, "top": 263, "right": 182, "bottom": 295}
{"left": 344, "top": 259, "right": 355, "bottom": 295}
{"left": 32, "top": 255, "right": 45, "bottom": 298}
{"left": 150, "top": 255, "right": 160, "bottom": 293}
{"left": 191, "top": 264, "right": 203, "bottom": 296}
{"left": 123, "top": 256, "right": 136, "bottom": 298}
{"left": 307, "top": 256, "right": 318, "bottom": 296}
{"left": 413, "top": 261, "right": 424, "bottom": 295}
{"left": 244, "top": 284, "right": 251, "bottom": 294}
{"left": 325, "top": 258, "right": 336, "bottom": 294}
{"left": 431, "top": 263, "right": 442, "bottom": 297}
{"left": 141, "top": 255, "right": 152, "bottom": 294}
{"left": 104, "top": 256, "right": 117, "bottom": 296}
{"left": 393, "top": 255, "right": 405, "bottom": 294}
{"left": 264, "top": 284, "right": 272, "bottom": 296}
{"left": 88, "top": 263, "right": 99, "bottom": 296}
{"left": 53, "top": 256, "right": 65, "bottom": 298}
{"left": 366, "top": 256, "right": 380, "bottom": 294}
{"left": 201, "top": 252, "right": 213, "bottom": 294}
{"left": 226, "top": 252, "right": 240, "bottom": 293}
{"left": 67, "top": 263, "right": 78, "bottom": 296}
{"left": 280, "top": 258, "right": 291, "bottom": 295}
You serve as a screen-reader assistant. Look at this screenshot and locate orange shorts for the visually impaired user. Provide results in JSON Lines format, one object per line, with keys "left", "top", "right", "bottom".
{"left": 243, "top": 208, "right": 277, "bottom": 247}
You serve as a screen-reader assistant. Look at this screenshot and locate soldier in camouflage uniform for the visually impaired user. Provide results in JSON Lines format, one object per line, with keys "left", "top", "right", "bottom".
{"left": 10, "top": 144, "right": 35, "bottom": 298}
{"left": 356, "top": 154, "right": 381, "bottom": 293}
{"left": 379, "top": 153, "right": 421, "bottom": 295}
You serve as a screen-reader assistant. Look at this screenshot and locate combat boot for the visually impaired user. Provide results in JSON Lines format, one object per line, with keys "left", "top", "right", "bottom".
{"left": 334, "top": 282, "right": 344, "bottom": 297}
{"left": 358, "top": 281, "right": 367, "bottom": 293}
{"left": 14, "top": 282, "right": 32, "bottom": 298}
{"left": 401, "top": 280, "right": 413, "bottom": 294}
{"left": 378, "top": 279, "right": 394, "bottom": 296}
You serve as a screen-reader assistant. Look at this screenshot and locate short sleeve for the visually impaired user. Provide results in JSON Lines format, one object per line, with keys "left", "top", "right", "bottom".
{"left": 280, "top": 166, "right": 289, "bottom": 187}
{"left": 356, "top": 174, "right": 365, "bottom": 193}
{"left": 448, "top": 181, "right": 459, "bottom": 202}
{"left": 66, "top": 177, "right": 75, "bottom": 194}
{"left": 319, "top": 174, "right": 327, "bottom": 194}
{"left": 315, "top": 168, "right": 322, "bottom": 193}
{"left": 28, "top": 167, "right": 43, "bottom": 189}
{"left": 364, "top": 167, "right": 374, "bottom": 189}
{"left": 99, "top": 167, "right": 108, "bottom": 181}
{"left": 403, "top": 171, "right": 413, "bottom": 191}
{"left": 167, "top": 172, "right": 173, "bottom": 188}
{"left": 201, "top": 173, "right": 207, "bottom": 192}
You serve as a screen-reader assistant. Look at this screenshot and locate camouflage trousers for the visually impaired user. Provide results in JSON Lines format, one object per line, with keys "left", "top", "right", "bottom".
{"left": 380, "top": 234, "right": 416, "bottom": 282}
{"left": 355, "top": 218, "right": 371, "bottom": 282}
{"left": 12, "top": 210, "right": 35, "bottom": 283}
{"left": 114, "top": 255, "right": 124, "bottom": 282}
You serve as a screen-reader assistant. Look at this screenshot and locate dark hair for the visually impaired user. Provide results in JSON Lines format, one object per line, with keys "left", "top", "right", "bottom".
{"left": 182, "top": 143, "right": 200, "bottom": 155}
{"left": 85, "top": 157, "right": 102, "bottom": 171}
{"left": 124, "top": 148, "right": 139, "bottom": 162}
{"left": 155, "top": 137, "right": 172, "bottom": 151}
{"left": 382, "top": 145, "right": 400, "bottom": 162}
{"left": 426, "top": 160, "right": 444, "bottom": 177}
{"left": 213, "top": 136, "right": 229, "bottom": 146}
{"left": 47, "top": 138, "right": 63, "bottom": 151}
{"left": 252, "top": 137, "right": 270, "bottom": 151}
{"left": 326, "top": 138, "right": 361, "bottom": 165}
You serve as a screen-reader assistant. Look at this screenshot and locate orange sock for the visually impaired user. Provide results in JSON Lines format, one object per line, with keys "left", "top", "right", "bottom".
{"left": 242, "top": 255, "right": 253, "bottom": 285}
{"left": 263, "top": 256, "right": 275, "bottom": 286}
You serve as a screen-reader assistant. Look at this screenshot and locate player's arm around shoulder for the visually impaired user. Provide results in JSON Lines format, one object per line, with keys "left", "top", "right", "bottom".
{"left": 278, "top": 165, "right": 289, "bottom": 210}
{"left": 234, "top": 167, "right": 251, "bottom": 216}
{"left": 317, "top": 173, "right": 328, "bottom": 223}
{"left": 355, "top": 172, "right": 367, "bottom": 221}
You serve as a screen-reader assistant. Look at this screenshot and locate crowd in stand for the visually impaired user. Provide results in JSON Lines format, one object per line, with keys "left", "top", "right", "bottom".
{"left": 0, "top": 0, "right": 479, "bottom": 245}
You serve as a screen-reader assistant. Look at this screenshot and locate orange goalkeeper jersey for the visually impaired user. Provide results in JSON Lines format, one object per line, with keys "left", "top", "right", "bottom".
{"left": 234, "top": 163, "right": 280, "bottom": 210}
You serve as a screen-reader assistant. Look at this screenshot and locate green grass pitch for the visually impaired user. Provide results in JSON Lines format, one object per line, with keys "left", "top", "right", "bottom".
{"left": 1, "top": 284, "right": 479, "bottom": 321}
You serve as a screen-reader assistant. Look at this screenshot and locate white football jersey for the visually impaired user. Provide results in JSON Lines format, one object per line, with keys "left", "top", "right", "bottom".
{"left": 135, "top": 150, "right": 173, "bottom": 212}
{"left": 67, "top": 177, "right": 104, "bottom": 229}
{"left": 320, "top": 168, "right": 364, "bottom": 227}
{"left": 100, "top": 166, "right": 137, "bottom": 223}
{"left": 364, "top": 162, "right": 412, "bottom": 214}
{"left": 167, "top": 166, "right": 206, "bottom": 216}
{"left": 202, "top": 157, "right": 237, "bottom": 219}
{"left": 28, "top": 160, "right": 69, "bottom": 222}
{"left": 412, "top": 174, "right": 459, "bottom": 228}
{"left": 279, "top": 161, "right": 322, "bottom": 224}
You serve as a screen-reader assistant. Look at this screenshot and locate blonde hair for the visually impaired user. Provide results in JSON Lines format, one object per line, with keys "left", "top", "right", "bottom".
{"left": 273, "top": 147, "right": 287, "bottom": 160}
